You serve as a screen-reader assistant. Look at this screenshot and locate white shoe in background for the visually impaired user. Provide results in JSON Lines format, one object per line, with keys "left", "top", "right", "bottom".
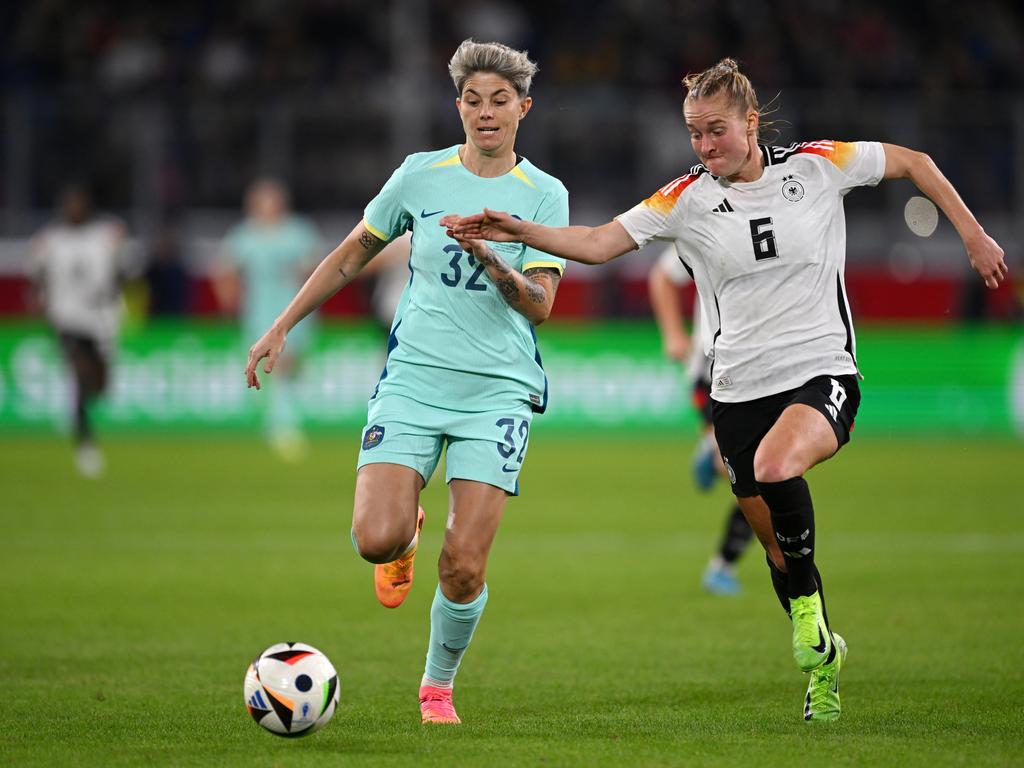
{"left": 75, "top": 443, "right": 105, "bottom": 478}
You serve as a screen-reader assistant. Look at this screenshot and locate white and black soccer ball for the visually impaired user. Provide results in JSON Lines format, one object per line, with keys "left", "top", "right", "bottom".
{"left": 244, "top": 642, "right": 340, "bottom": 737}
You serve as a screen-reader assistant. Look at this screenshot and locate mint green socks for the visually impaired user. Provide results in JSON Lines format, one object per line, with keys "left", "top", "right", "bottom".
{"left": 422, "top": 584, "right": 489, "bottom": 688}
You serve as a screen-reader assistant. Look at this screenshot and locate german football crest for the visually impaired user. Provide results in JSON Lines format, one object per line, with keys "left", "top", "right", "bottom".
{"left": 781, "top": 175, "right": 805, "bottom": 202}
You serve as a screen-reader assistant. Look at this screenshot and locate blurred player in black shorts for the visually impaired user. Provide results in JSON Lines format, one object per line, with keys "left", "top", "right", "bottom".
{"left": 29, "top": 185, "right": 127, "bottom": 478}
{"left": 649, "top": 246, "right": 753, "bottom": 595}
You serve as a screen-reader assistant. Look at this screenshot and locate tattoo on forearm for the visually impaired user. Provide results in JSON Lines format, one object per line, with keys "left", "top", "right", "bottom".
{"left": 359, "top": 230, "right": 375, "bottom": 249}
{"left": 477, "top": 247, "right": 512, "bottom": 274}
{"left": 338, "top": 266, "right": 349, "bottom": 279}
{"left": 485, "top": 256, "right": 557, "bottom": 312}
{"left": 496, "top": 278, "right": 518, "bottom": 303}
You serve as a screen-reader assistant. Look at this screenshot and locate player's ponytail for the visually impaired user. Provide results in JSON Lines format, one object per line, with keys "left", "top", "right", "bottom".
{"left": 682, "top": 58, "right": 781, "bottom": 143}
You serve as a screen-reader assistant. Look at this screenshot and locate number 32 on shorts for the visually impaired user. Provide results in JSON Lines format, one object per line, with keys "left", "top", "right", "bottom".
{"left": 495, "top": 417, "right": 529, "bottom": 473}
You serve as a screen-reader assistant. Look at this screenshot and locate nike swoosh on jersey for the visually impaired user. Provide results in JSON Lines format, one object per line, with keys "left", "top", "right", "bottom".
{"left": 421, "top": 208, "right": 444, "bottom": 218}
{"left": 441, "top": 643, "right": 465, "bottom": 653}
{"left": 501, "top": 464, "right": 519, "bottom": 473}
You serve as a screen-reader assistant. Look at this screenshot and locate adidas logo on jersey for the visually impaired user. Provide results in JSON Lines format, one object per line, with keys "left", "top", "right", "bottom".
{"left": 711, "top": 198, "right": 734, "bottom": 213}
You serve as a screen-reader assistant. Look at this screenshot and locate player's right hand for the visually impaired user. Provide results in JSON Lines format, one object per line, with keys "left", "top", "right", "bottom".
{"left": 664, "top": 334, "right": 691, "bottom": 363}
{"left": 442, "top": 208, "right": 524, "bottom": 243}
{"left": 965, "top": 230, "right": 1008, "bottom": 289}
{"left": 245, "top": 327, "right": 287, "bottom": 390}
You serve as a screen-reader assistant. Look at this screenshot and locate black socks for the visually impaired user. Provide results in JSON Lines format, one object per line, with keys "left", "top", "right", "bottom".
{"left": 759, "top": 477, "right": 817, "bottom": 598}
{"left": 719, "top": 503, "right": 754, "bottom": 564}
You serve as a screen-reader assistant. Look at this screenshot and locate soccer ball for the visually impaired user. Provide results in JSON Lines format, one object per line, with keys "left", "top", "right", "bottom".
{"left": 244, "top": 642, "right": 340, "bottom": 737}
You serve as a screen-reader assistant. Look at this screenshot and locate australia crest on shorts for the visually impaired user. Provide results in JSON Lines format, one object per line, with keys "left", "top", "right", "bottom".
{"left": 362, "top": 424, "right": 385, "bottom": 450}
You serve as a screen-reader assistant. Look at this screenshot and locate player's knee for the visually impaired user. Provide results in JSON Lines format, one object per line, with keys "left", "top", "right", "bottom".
{"left": 350, "top": 522, "right": 405, "bottom": 564}
{"left": 752, "top": 452, "right": 802, "bottom": 484}
{"left": 438, "top": 552, "right": 484, "bottom": 602}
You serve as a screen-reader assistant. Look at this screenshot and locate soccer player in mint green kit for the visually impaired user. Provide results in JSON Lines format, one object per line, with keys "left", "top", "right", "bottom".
{"left": 217, "top": 178, "right": 321, "bottom": 461}
{"left": 245, "top": 39, "right": 567, "bottom": 725}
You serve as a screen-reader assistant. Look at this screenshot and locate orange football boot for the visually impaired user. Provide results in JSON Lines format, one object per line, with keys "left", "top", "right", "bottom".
{"left": 374, "top": 506, "right": 425, "bottom": 608}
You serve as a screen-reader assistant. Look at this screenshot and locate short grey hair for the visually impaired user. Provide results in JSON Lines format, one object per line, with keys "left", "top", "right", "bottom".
{"left": 448, "top": 39, "right": 538, "bottom": 97}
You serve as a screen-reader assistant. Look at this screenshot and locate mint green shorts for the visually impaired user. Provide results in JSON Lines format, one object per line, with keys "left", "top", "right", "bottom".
{"left": 356, "top": 393, "right": 533, "bottom": 495}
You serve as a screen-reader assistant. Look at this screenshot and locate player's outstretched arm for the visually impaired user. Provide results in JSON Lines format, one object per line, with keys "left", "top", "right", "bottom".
{"left": 245, "top": 222, "right": 387, "bottom": 389}
{"left": 882, "top": 143, "right": 1008, "bottom": 289}
{"left": 443, "top": 209, "right": 637, "bottom": 265}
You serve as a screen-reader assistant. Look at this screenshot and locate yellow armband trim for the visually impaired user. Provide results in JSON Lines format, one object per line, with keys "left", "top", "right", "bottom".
{"left": 522, "top": 260, "right": 564, "bottom": 275}
{"left": 361, "top": 218, "right": 389, "bottom": 242}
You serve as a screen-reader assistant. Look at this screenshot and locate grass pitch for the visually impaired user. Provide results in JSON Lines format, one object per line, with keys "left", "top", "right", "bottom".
{"left": 2, "top": 433, "right": 1022, "bottom": 766}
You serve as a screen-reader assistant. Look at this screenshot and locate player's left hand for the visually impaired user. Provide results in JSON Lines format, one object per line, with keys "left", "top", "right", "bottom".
{"left": 965, "top": 231, "right": 1009, "bottom": 289}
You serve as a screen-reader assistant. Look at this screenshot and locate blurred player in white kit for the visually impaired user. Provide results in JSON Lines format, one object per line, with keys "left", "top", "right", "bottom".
{"left": 30, "top": 185, "right": 128, "bottom": 477}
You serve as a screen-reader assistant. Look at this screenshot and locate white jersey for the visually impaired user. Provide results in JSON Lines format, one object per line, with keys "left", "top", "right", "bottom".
{"left": 655, "top": 245, "right": 712, "bottom": 383}
{"left": 31, "top": 219, "right": 125, "bottom": 345}
{"left": 620, "top": 140, "right": 886, "bottom": 403}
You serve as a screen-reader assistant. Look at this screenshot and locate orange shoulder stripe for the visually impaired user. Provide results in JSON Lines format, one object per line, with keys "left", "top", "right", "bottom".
{"left": 642, "top": 172, "right": 703, "bottom": 216}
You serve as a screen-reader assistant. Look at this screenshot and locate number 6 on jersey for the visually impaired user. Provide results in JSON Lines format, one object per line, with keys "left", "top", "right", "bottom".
{"left": 750, "top": 217, "right": 778, "bottom": 262}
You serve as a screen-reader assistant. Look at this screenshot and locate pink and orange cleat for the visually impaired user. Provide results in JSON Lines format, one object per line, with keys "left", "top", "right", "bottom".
{"left": 374, "top": 506, "right": 425, "bottom": 609}
{"left": 419, "top": 685, "right": 461, "bottom": 724}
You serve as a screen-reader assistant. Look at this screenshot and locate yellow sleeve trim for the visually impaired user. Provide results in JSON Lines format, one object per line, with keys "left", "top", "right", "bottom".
{"left": 431, "top": 154, "right": 462, "bottom": 169}
{"left": 510, "top": 166, "right": 536, "bottom": 188}
{"left": 523, "top": 260, "right": 564, "bottom": 275}
{"left": 361, "top": 218, "right": 389, "bottom": 242}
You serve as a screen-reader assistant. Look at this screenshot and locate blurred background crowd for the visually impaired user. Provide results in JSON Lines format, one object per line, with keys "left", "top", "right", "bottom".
{"left": 1, "top": 0, "right": 1022, "bottom": 321}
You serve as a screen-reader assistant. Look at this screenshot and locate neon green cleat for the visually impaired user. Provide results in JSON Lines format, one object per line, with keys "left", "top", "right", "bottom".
{"left": 789, "top": 591, "right": 831, "bottom": 671}
{"left": 804, "top": 632, "right": 846, "bottom": 722}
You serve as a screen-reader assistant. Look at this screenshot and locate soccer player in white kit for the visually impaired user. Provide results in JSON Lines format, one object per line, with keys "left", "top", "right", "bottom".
{"left": 30, "top": 185, "right": 127, "bottom": 478}
{"left": 445, "top": 58, "right": 1008, "bottom": 721}
{"left": 648, "top": 246, "right": 753, "bottom": 595}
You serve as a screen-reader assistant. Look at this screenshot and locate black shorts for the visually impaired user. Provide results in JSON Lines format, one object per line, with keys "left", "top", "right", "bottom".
{"left": 691, "top": 376, "right": 714, "bottom": 427}
{"left": 711, "top": 374, "right": 861, "bottom": 498}
{"left": 57, "top": 331, "right": 110, "bottom": 389}
{"left": 58, "top": 332, "right": 107, "bottom": 365}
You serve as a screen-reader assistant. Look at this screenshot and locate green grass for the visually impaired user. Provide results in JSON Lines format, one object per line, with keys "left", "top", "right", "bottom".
{"left": 2, "top": 434, "right": 1023, "bottom": 766}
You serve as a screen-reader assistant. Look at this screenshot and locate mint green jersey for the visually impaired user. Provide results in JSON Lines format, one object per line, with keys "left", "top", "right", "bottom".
{"left": 224, "top": 215, "right": 321, "bottom": 344}
{"left": 363, "top": 146, "right": 568, "bottom": 414}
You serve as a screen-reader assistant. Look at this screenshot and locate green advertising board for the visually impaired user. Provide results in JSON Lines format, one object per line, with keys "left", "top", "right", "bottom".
{"left": 0, "top": 321, "right": 1021, "bottom": 436}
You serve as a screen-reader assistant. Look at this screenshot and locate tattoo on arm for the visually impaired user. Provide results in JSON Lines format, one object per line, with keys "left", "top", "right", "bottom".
{"left": 338, "top": 266, "right": 349, "bottom": 279}
{"left": 485, "top": 255, "right": 560, "bottom": 311}
{"left": 524, "top": 281, "right": 546, "bottom": 303}
{"left": 523, "top": 267, "right": 562, "bottom": 281}
{"left": 477, "top": 247, "right": 512, "bottom": 274}
{"left": 359, "top": 230, "right": 376, "bottom": 249}
{"left": 523, "top": 267, "right": 561, "bottom": 304}
{"left": 496, "top": 278, "right": 518, "bottom": 303}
